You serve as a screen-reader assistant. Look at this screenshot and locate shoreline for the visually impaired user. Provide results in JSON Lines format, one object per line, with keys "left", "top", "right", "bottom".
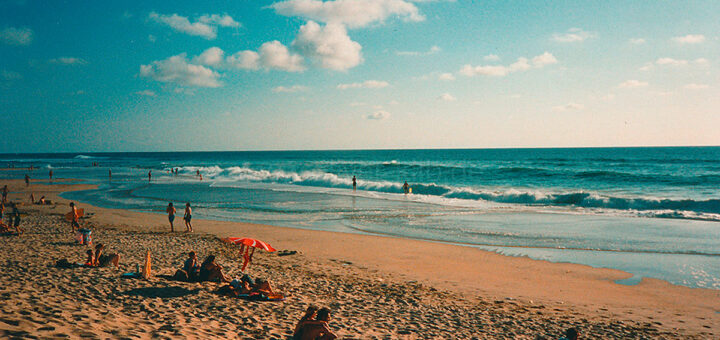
{"left": 2, "top": 179, "right": 719, "bottom": 337}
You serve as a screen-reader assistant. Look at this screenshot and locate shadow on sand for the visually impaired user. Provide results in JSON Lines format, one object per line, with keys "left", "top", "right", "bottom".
{"left": 123, "top": 286, "right": 200, "bottom": 298}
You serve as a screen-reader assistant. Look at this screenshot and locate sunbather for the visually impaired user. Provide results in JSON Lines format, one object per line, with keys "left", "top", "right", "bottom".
{"left": 293, "top": 305, "right": 319, "bottom": 339}
{"left": 199, "top": 255, "right": 230, "bottom": 282}
{"left": 93, "top": 243, "right": 120, "bottom": 269}
{"left": 296, "top": 307, "right": 337, "bottom": 340}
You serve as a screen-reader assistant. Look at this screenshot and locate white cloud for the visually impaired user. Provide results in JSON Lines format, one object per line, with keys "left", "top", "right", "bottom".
{"left": 337, "top": 80, "right": 389, "bottom": 89}
{"left": 460, "top": 52, "right": 557, "bottom": 77}
{"left": 272, "top": 85, "right": 308, "bottom": 93}
{"left": 293, "top": 21, "right": 362, "bottom": 70}
{"left": 656, "top": 57, "right": 688, "bottom": 66}
{"left": 149, "top": 12, "right": 239, "bottom": 40}
{"left": 1, "top": 70, "right": 22, "bottom": 80}
{"left": 198, "top": 14, "right": 240, "bottom": 28}
{"left": 618, "top": 80, "right": 648, "bottom": 88}
{"left": 258, "top": 41, "right": 305, "bottom": 72}
{"left": 0, "top": 26, "right": 33, "bottom": 45}
{"left": 694, "top": 58, "right": 709, "bottom": 65}
{"left": 552, "top": 28, "right": 595, "bottom": 43}
{"left": 140, "top": 53, "right": 222, "bottom": 88}
{"left": 629, "top": 38, "right": 646, "bottom": 45}
{"left": 672, "top": 34, "right": 705, "bottom": 44}
{"left": 483, "top": 54, "right": 500, "bottom": 61}
{"left": 49, "top": 57, "right": 88, "bottom": 65}
{"left": 271, "top": 0, "right": 424, "bottom": 28}
{"left": 364, "top": 110, "right": 390, "bottom": 120}
{"left": 226, "top": 51, "right": 260, "bottom": 70}
{"left": 135, "top": 90, "right": 157, "bottom": 96}
{"left": 552, "top": 102, "right": 584, "bottom": 111}
{"left": 438, "top": 93, "right": 456, "bottom": 101}
{"left": 684, "top": 83, "right": 709, "bottom": 90}
{"left": 438, "top": 73, "right": 455, "bottom": 81}
{"left": 397, "top": 45, "right": 440, "bottom": 56}
{"left": 193, "top": 47, "right": 225, "bottom": 67}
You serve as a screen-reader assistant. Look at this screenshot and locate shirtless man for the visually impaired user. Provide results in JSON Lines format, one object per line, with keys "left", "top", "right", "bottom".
{"left": 166, "top": 202, "right": 176, "bottom": 232}
{"left": 184, "top": 202, "right": 193, "bottom": 232}
{"left": 69, "top": 202, "right": 80, "bottom": 232}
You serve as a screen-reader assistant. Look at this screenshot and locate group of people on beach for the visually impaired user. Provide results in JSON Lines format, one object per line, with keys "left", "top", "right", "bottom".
{"left": 166, "top": 202, "right": 192, "bottom": 232}
{"left": 0, "top": 201, "right": 23, "bottom": 235}
{"left": 83, "top": 243, "right": 120, "bottom": 269}
{"left": 293, "top": 305, "right": 337, "bottom": 340}
{"left": 351, "top": 175, "right": 412, "bottom": 195}
{"left": 177, "top": 251, "right": 230, "bottom": 283}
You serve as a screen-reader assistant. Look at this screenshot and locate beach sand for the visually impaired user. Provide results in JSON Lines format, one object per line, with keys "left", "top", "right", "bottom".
{"left": 0, "top": 179, "right": 718, "bottom": 339}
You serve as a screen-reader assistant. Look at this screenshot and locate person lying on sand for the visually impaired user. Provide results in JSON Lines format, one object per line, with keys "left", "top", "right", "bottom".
{"left": 293, "top": 305, "right": 319, "bottom": 339}
{"left": 199, "top": 255, "right": 230, "bottom": 282}
{"left": 295, "top": 307, "right": 337, "bottom": 340}
{"left": 93, "top": 243, "right": 120, "bottom": 269}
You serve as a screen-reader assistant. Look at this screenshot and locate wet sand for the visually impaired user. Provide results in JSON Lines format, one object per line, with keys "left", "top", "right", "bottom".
{"left": 0, "top": 179, "right": 717, "bottom": 339}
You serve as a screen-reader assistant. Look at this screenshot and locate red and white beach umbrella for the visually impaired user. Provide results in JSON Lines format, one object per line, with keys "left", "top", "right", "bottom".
{"left": 226, "top": 237, "right": 276, "bottom": 271}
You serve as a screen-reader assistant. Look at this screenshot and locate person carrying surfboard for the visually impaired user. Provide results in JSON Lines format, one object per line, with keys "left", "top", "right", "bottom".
{"left": 69, "top": 202, "right": 80, "bottom": 232}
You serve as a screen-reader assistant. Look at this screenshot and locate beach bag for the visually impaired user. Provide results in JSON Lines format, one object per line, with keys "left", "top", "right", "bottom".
{"left": 173, "top": 269, "right": 188, "bottom": 282}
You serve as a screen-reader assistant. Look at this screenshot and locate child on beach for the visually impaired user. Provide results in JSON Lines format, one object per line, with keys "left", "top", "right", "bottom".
{"left": 183, "top": 203, "right": 193, "bottom": 232}
{"left": 166, "top": 202, "right": 176, "bottom": 232}
{"left": 69, "top": 202, "right": 80, "bottom": 232}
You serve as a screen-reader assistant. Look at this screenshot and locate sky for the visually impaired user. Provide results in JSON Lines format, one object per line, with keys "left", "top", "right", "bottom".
{"left": 1, "top": 0, "right": 719, "bottom": 153}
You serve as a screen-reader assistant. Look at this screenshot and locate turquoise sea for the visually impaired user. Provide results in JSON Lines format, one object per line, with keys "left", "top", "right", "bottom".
{"left": 2, "top": 147, "right": 719, "bottom": 289}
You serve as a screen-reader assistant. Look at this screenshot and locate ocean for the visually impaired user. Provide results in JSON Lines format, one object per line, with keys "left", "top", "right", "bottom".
{"left": 1, "top": 147, "right": 719, "bottom": 289}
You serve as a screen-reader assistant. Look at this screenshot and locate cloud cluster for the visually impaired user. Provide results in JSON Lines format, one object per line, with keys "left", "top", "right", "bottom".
{"left": 640, "top": 57, "right": 708, "bottom": 71}
{"left": 629, "top": 38, "right": 646, "bottom": 45}
{"left": 293, "top": 21, "right": 362, "bottom": 70}
{"left": 135, "top": 90, "right": 157, "bottom": 96}
{"left": 552, "top": 28, "right": 594, "bottom": 43}
{"left": 459, "top": 52, "right": 557, "bottom": 77}
{"left": 364, "top": 110, "right": 390, "bottom": 120}
{"left": 672, "top": 34, "right": 705, "bottom": 44}
{"left": 618, "top": 80, "right": 648, "bottom": 88}
{"left": 337, "top": 80, "right": 389, "bottom": 89}
{"left": 140, "top": 53, "right": 222, "bottom": 88}
{"left": 552, "top": 102, "right": 584, "bottom": 111}
{"left": 396, "top": 45, "right": 440, "bottom": 56}
{"left": 1, "top": 70, "right": 22, "bottom": 80}
{"left": 437, "top": 93, "right": 456, "bottom": 101}
{"left": 0, "top": 26, "right": 33, "bottom": 45}
{"left": 272, "top": 85, "right": 308, "bottom": 93}
{"left": 49, "top": 57, "right": 88, "bottom": 65}
{"left": 271, "top": 0, "right": 424, "bottom": 28}
{"left": 149, "top": 12, "right": 239, "bottom": 40}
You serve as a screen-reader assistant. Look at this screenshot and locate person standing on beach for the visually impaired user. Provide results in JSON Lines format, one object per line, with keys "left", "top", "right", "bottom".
{"left": 166, "top": 202, "right": 176, "bottom": 232}
{"left": 49, "top": 169, "right": 53, "bottom": 180}
{"left": 352, "top": 176, "right": 357, "bottom": 191}
{"left": 1, "top": 185, "right": 7, "bottom": 203}
{"left": 402, "top": 181, "right": 409, "bottom": 195}
{"left": 69, "top": 202, "right": 80, "bottom": 232}
{"left": 24, "top": 174, "right": 30, "bottom": 187}
{"left": 184, "top": 203, "right": 193, "bottom": 232}
{"left": 10, "top": 203, "right": 23, "bottom": 235}
{"left": 148, "top": 170, "right": 152, "bottom": 182}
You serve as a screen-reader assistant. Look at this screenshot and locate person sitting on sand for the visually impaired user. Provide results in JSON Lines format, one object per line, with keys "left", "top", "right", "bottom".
{"left": 559, "top": 327, "right": 578, "bottom": 340}
{"left": 84, "top": 249, "right": 94, "bottom": 266}
{"left": 93, "top": 243, "right": 120, "bottom": 269}
{"left": 183, "top": 202, "right": 193, "bottom": 232}
{"left": 183, "top": 251, "right": 200, "bottom": 280}
{"left": 69, "top": 202, "right": 80, "bottom": 233}
{"left": 296, "top": 307, "right": 337, "bottom": 340}
{"left": 166, "top": 202, "right": 176, "bottom": 232}
{"left": 199, "top": 255, "right": 230, "bottom": 282}
{"left": 38, "top": 196, "right": 46, "bottom": 204}
{"left": 293, "top": 305, "right": 319, "bottom": 339}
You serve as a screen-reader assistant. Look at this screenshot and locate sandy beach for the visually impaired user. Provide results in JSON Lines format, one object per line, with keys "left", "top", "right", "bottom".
{"left": 0, "top": 179, "right": 717, "bottom": 339}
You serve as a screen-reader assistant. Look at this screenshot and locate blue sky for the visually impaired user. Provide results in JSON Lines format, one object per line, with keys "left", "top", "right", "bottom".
{"left": 1, "top": 0, "right": 719, "bottom": 152}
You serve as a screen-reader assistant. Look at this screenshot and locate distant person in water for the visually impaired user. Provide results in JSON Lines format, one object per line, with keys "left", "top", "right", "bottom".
{"left": 352, "top": 176, "right": 357, "bottom": 191}
{"left": 69, "top": 202, "right": 80, "bottom": 232}
{"left": 402, "top": 181, "right": 409, "bottom": 195}
{"left": 196, "top": 169, "right": 200, "bottom": 177}
{"left": 49, "top": 169, "right": 53, "bottom": 180}
{"left": 108, "top": 169, "right": 112, "bottom": 179}
{"left": 166, "top": 202, "right": 176, "bottom": 232}
{"left": 148, "top": 170, "right": 152, "bottom": 182}
{"left": 184, "top": 202, "right": 193, "bottom": 232}
{"left": 24, "top": 174, "right": 30, "bottom": 187}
